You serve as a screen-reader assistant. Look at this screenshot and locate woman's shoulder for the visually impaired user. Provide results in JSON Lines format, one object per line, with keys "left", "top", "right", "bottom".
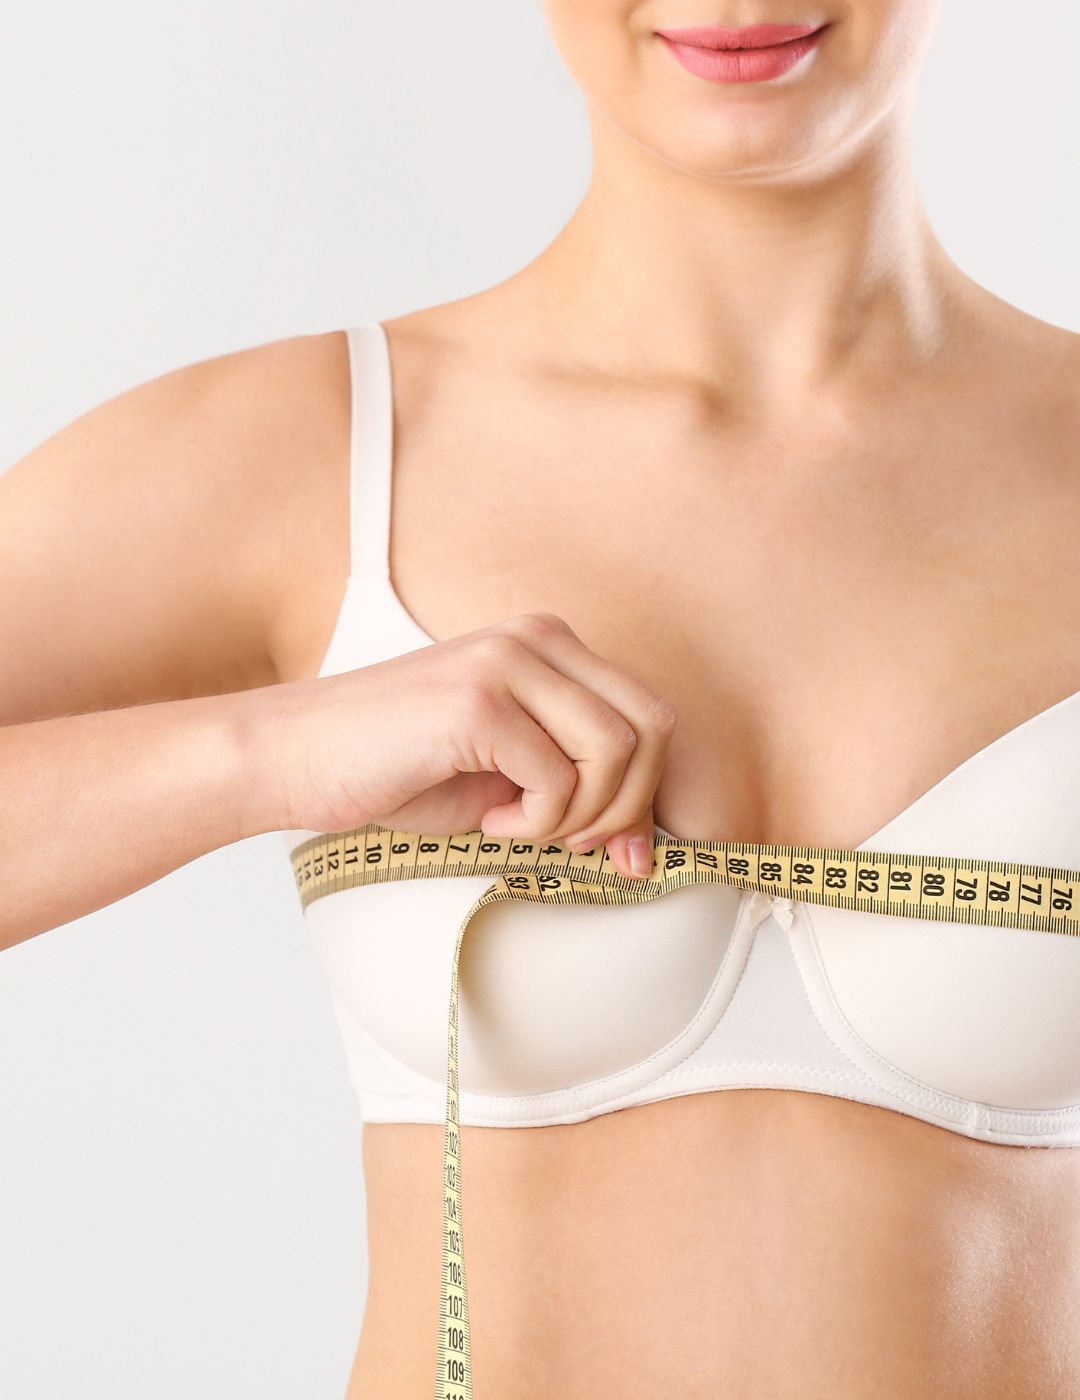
{"left": 0, "top": 326, "right": 354, "bottom": 721}
{"left": 962, "top": 280, "right": 1080, "bottom": 388}
{"left": 949, "top": 282, "right": 1080, "bottom": 465}
{"left": 167, "top": 324, "right": 359, "bottom": 689}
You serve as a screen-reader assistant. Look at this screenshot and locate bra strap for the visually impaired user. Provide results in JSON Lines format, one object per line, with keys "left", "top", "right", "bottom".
{"left": 344, "top": 321, "right": 394, "bottom": 580}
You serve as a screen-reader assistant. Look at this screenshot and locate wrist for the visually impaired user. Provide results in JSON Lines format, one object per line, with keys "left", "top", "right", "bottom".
{"left": 212, "top": 682, "right": 297, "bottom": 839}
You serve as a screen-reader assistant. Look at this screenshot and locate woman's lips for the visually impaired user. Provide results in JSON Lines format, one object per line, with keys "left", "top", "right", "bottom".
{"left": 655, "top": 22, "right": 828, "bottom": 84}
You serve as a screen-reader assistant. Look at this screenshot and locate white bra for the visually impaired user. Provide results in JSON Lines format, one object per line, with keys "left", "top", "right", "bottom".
{"left": 280, "top": 320, "right": 1080, "bottom": 1147}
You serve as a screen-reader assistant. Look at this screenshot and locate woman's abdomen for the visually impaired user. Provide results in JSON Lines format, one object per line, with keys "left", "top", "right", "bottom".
{"left": 346, "top": 1087, "right": 1080, "bottom": 1400}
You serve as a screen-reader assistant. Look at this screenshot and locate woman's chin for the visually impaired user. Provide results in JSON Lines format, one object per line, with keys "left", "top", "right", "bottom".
{"left": 642, "top": 115, "right": 844, "bottom": 187}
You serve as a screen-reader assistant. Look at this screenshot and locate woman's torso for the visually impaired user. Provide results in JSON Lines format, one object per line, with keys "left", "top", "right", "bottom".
{"left": 274, "top": 287, "right": 1080, "bottom": 1397}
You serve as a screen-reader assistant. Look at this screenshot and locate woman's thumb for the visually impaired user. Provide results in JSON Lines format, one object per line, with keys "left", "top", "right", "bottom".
{"left": 606, "top": 812, "right": 658, "bottom": 882}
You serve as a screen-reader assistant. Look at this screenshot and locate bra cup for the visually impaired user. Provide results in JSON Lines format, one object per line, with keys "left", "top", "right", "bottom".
{"left": 303, "top": 875, "right": 745, "bottom": 1096}
{"left": 804, "top": 903, "right": 1080, "bottom": 1110}
{"left": 456, "top": 879, "right": 744, "bottom": 1095}
{"left": 807, "top": 737, "right": 1080, "bottom": 1112}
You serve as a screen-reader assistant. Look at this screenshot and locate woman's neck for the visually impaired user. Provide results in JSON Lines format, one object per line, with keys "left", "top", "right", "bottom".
{"left": 519, "top": 104, "right": 961, "bottom": 408}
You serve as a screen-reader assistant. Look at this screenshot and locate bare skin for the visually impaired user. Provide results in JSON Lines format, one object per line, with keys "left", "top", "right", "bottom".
{"left": 359, "top": 1097, "right": 1080, "bottom": 1398}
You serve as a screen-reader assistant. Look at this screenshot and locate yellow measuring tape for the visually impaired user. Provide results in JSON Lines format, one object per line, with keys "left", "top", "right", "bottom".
{"left": 290, "top": 823, "right": 1080, "bottom": 1399}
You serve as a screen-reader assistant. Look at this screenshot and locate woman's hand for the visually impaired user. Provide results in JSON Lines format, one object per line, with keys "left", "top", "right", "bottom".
{"left": 265, "top": 612, "right": 677, "bottom": 880}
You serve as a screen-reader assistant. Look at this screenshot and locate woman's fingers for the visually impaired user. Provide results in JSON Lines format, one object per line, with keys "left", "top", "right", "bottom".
{"left": 463, "top": 615, "right": 677, "bottom": 874}
{"left": 458, "top": 633, "right": 638, "bottom": 838}
{"left": 597, "top": 816, "right": 663, "bottom": 880}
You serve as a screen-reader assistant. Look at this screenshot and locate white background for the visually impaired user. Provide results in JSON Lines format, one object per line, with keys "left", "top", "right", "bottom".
{"left": 1, "top": 3, "right": 1077, "bottom": 1395}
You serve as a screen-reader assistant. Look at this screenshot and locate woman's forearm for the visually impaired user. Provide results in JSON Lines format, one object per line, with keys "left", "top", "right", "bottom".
{"left": 0, "top": 687, "right": 284, "bottom": 952}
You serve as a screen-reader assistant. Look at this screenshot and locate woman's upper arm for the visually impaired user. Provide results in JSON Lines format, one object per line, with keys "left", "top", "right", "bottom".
{"left": 0, "top": 328, "right": 351, "bottom": 727}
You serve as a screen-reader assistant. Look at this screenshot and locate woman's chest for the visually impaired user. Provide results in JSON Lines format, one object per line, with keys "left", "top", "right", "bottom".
{"left": 382, "top": 343, "right": 1080, "bottom": 843}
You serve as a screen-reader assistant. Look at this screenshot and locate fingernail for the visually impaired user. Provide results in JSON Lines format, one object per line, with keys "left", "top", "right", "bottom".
{"left": 627, "top": 835, "right": 654, "bottom": 878}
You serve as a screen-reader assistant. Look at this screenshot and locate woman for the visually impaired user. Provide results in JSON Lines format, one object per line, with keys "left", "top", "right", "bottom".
{"left": 4, "top": 2, "right": 1080, "bottom": 1397}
